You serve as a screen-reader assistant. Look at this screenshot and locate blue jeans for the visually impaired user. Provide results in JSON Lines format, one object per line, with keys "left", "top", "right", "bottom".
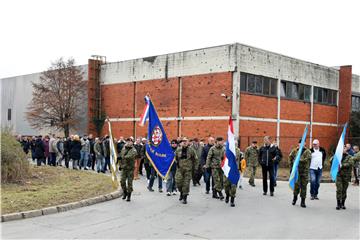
{"left": 166, "top": 169, "right": 176, "bottom": 192}
{"left": 272, "top": 162, "right": 279, "bottom": 184}
{"left": 96, "top": 157, "right": 105, "bottom": 172}
{"left": 204, "top": 168, "right": 214, "bottom": 192}
{"left": 80, "top": 151, "right": 89, "bottom": 168}
{"left": 149, "top": 167, "right": 162, "bottom": 190}
{"left": 310, "top": 168, "right": 322, "bottom": 197}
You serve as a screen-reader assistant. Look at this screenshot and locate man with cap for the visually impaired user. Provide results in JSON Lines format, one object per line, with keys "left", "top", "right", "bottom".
{"left": 205, "top": 137, "right": 225, "bottom": 200}
{"left": 289, "top": 139, "right": 312, "bottom": 208}
{"left": 245, "top": 140, "right": 259, "bottom": 187}
{"left": 175, "top": 137, "right": 198, "bottom": 204}
{"left": 120, "top": 137, "right": 138, "bottom": 201}
{"left": 309, "top": 139, "right": 327, "bottom": 200}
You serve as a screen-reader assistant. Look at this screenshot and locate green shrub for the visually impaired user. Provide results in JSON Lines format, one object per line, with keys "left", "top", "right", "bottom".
{"left": 1, "top": 129, "right": 31, "bottom": 183}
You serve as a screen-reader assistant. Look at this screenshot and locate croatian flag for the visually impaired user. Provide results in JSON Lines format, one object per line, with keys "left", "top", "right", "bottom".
{"left": 330, "top": 123, "right": 348, "bottom": 181}
{"left": 139, "top": 96, "right": 150, "bottom": 126}
{"left": 221, "top": 117, "right": 240, "bottom": 185}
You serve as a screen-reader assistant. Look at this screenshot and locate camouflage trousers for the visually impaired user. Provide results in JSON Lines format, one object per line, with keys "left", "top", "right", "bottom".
{"left": 248, "top": 166, "right": 257, "bottom": 185}
{"left": 336, "top": 175, "right": 349, "bottom": 200}
{"left": 175, "top": 167, "right": 192, "bottom": 195}
{"left": 224, "top": 177, "right": 237, "bottom": 197}
{"left": 212, "top": 167, "right": 224, "bottom": 192}
{"left": 121, "top": 168, "right": 134, "bottom": 193}
{"left": 294, "top": 174, "right": 308, "bottom": 198}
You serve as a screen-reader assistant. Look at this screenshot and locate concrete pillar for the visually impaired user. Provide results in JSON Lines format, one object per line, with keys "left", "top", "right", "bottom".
{"left": 232, "top": 71, "right": 240, "bottom": 140}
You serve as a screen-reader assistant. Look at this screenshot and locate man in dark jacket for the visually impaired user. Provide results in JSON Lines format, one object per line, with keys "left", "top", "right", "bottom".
{"left": 258, "top": 136, "right": 279, "bottom": 196}
{"left": 309, "top": 139, "right": 327, "bottom": 200}
{"left": 34, "top": 136, "right": 45, "bottom": 166}
{"left": 201, "top": 137, "right": 215, "bottom": 195}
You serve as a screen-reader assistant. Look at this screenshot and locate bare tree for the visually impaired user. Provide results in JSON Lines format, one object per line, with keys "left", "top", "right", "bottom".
{"left": 26, "top": 58, "right": 86, "bottom": 137}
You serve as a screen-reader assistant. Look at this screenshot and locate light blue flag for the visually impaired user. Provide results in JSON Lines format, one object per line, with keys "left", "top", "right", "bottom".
{"left": 289, "top": 125, "right": 308, "bottom": 190}
{"left": 330, "top": 123, "right": 348, "bottom": 181}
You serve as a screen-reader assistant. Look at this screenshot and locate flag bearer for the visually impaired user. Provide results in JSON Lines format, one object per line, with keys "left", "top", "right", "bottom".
{"left": 120, "top": 138, "right": 138, "bottom": 202}
{"left": 205, "top": 137, "right": 226, "bottom": 200}
{"left": 175, "top": 137, "right": 198, "bottom": 204}
{"left": 331, "top": 147, "right": 356, "bottom": 210}
{"left": 289, "top": 139, "right": 312, "bottom": 208}
{"left": 224, "top": 144, "right": 243, "bottom": 207}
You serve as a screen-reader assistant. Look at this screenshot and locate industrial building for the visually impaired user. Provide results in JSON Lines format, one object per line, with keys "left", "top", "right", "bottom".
{"left": 2, "top": 43, "right": 360, "bottom": 154}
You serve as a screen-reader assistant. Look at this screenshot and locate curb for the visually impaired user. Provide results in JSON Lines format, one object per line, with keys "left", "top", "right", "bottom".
{"left": 1, "top": 189, "right": 122, "bottom": 223}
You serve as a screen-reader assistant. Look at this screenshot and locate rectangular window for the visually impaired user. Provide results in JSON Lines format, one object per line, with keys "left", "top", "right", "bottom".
{"left": 240, "top": 72, "right": 277, "bottom": 97}
{"left": 353, "top": 95, "right": 360, "bottom": 112}
{"left": 314, "top": 87, "right": 337, "bottom": 105}
{"left": 281, "top": 80, "right": 311, "bottom": 102}
{"left": 280, "top": 82, "right": 286, "bottom": 97}
{"left": 304, "top": 86, "right": 311, "bottom": 101}
{"left": 7, "top": 109, "right": 11, "bottom": 121}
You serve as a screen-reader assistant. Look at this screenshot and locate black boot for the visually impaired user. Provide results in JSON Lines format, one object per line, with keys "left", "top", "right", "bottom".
{"left": 122, "top": 191, "right": 127, "bottom": 200}
{"left": 225, "top": 194, "right": 229, "bottom": 203}
{"left": 341, "top": 199, "right": 346, "bottom": 209}
{"left": 336, "top": 199, "right": 341, "bottom": 210}
{"left": 179, "top": 192, "right": 183, "bottom": 201}
{"left": 230, "top": 197, "right": 235, "bottom": 207}
{"left": 300, "top": 198, "right": 306, "bottom": 208}
{"left": 182, "top": 194, "right": 188, "bottom": 204}
{"left": 212, "top": 191, "right": 219, "bottom": 199}
{"left": 292, "top": 195, "right": 297, "bottom": 205}
{"left": 126, "top": 192, "right": 131, "bottom": 202}
{"left": 218, "top": 191, "right": 224, "bottom": 200}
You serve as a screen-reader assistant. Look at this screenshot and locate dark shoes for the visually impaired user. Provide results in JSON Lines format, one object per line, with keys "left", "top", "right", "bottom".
{"left": 270, "top": 192, "right": 274, "bottom": 197}
{"left": 122, "top": 191, "right": 127, "bottom": 200}
{"left": 147, "top": 186, "right": 154, "bottom": 192}
{"left": 311, "top": 196, "right": 315, "bottom": 200}
{"left": 300, "top": 198, "right": 306, "bottom": 208}
{"left": 179, "top": 192, "right": 183, "bottom": 201}
{"left": 230, "top": 197, "right": 235, "bottom": 207}
{"left": 225, "top": 194, "right": 229, "bottom": 203}
{"left": 212, "top": 191, "right": 219, "bottom": 199}
{"left": 182, "top": 194, "right": 188, "bottom": 204}
{"left": 292, "top": 196, "right": 297, "bottom": 205}
{"left": 341, "top": 199, "right": 346, "bottom": 209}
{"left": 218, "top": 191, "right": 225, "bottom": 200}
{"left": 263, "top": 192, "right": 267, "bottom": 196}
{"left": 205, "top": 190, "right": 209, "bottom": 194}
{"left": 336, "top": 199, "right": 341, "bottom": 210}
{"left": 126, "top": 192, "right": 131, "bottom": 202}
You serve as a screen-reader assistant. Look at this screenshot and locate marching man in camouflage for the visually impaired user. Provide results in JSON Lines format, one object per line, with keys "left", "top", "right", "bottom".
{"left": 331, "top": 146, "right": 358, "bottom": 210}
{"left": 224, "top": 141, "right": 243, "bottom": 207}
{"left": 245, "top": 140, "right": 258, "bottom": 187}
{"left": 120, "top": 138, "right": 138, "bottom": 202}
{"left": 206, "top": 137, "right": 225, "bottom": 200}
{"left": 175, "top": 137, "right": 198, "bottom": 204}
{"left": 289, "top": 139, "right": 312, "bottom": 208}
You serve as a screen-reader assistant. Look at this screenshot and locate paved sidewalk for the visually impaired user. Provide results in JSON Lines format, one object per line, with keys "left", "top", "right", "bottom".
{"left": 1, "top": 177, "right": 359, "bottom": 239}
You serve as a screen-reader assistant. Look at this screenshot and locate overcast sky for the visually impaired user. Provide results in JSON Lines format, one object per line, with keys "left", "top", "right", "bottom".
{"left": 0, "top": 0, "right": 359, "bottom": 79}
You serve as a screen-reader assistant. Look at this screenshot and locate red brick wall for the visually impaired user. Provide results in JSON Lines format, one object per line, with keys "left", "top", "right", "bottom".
{"left": 338, "top": 66, "right": 352, "bottom": 139}
{"left": 102, "top": 121, "right": 134, "bottom": 139}
{"left": 102, "top": 83, "right": 135, "bottom": 118}
{"left": 280, "top": 99, "right": 311, "bottom": 121}
{"left": 181, "top": 120, "right": 228, "bottom": 139}
{"left": 239, "top": 120, "right": 277, "bottom": 150}
{"left": 313, "top": 104, "right": 337, "bottom": 123}
{"left": 240, "top": 93, "right": 277, "bottom": 118}
{"left": 312, "top": 125, "right": 338, "bottom": 152}
{"left": 181, "top": 72, "right": 232, "bottom": 116}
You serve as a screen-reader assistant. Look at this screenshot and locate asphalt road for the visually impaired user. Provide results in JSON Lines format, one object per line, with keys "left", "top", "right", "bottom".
{"left": 1, "top": 176, "right": 359, "bottom": 239}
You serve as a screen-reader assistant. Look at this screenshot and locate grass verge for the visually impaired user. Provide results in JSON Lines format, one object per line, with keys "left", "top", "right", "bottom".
{"left": 1, "top": 165, "right": 115, "bottom": 215}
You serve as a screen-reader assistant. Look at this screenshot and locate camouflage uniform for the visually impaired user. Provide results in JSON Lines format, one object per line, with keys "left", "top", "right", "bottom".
{"left": 224, "top": 148, "right": 242, "bottom": 201}
{"left": 245, "top": 146, "right": 258, "bottom": 185}
{"left": 289, "top": 147, "right": 311, "bottom": 203}
{"left": 335, "top": 154, "right": 353, "bottom": 202}
{"left": 206, "top": 145, "right": 225, "bottom": 193}
{"left": 175, "top": 146, "right": 197, "bottom": 198}
{"left": 120, "top": 144, "right": 137, "bottom": 200}
{"left": 192, "top": 144, "right": 203, "bottom": 185}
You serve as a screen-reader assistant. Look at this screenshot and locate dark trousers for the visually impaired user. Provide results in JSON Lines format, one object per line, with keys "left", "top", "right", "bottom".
{"left": 36, "top": 158, "right": 44, "bottom": 166}
{"left": 64, "top": 154, "right": 70, "bottom": 168}
{"left": 89, "top": 153, "right": 96, "bottom": 169}
{"left": 149, "top": 167, "right": 162, "bottom": 189}
{"left": 261, "top": 165, "right": 275, "bottom": 193}
{"left": 50, "top": 152, "right": 57, "bottom": 166}
{"left": 139, "top": 158, "right": 144, "bottom": 175}
{"left": 204, "top": 168, "right": 215, "bottom": 192}
{"left": 354, "top": 167, "right": 359, "bottom": 184}
{"left": 144, "top": 163, "right": 151, "bottom": 180}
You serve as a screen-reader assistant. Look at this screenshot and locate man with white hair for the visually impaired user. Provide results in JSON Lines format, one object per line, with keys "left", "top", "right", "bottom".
{"left": 309, "top": 139, "right": 327, "bottom": 200}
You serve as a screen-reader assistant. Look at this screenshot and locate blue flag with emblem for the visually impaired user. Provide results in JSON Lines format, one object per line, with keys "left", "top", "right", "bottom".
{"left": 142, "top": 97, "right": 175, "bottom": 179}
{"left": 289, "top": 125, "right": 308, "bottom": 190}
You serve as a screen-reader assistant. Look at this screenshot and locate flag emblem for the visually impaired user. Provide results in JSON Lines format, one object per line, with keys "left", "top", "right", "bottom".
{"left": 151, "top": 126, "right": 163, "bottom": 146}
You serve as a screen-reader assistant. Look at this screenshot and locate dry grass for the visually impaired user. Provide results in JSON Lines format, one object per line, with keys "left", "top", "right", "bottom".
{"left": 1, "top": 165, "right": 114, "bottom": 214}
